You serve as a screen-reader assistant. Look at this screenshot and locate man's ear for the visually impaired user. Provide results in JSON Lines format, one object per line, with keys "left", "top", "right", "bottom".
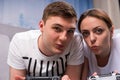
{"left": 39, "top": 20, "right": 44, "bottom": 32}
{"left": 15, "top": 75, "right": 25, "bottom": 80}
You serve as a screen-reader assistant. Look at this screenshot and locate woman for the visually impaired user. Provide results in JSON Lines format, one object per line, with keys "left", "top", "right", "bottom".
{"left": 78, "top": 8, "right": 120, "bottom": 77}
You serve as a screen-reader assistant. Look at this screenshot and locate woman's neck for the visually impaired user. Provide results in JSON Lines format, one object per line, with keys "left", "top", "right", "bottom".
{"left": 96, "top": 52, "right": 110, "bottom": 67}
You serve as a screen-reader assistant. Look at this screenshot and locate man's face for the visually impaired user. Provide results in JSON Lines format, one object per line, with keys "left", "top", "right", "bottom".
{"left": 39, "top": 16, "right": 76, "bottom": 56}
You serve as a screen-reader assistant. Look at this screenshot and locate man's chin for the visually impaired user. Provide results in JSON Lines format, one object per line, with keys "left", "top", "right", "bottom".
{"left": 55, "top": 50, "right": 65, "bottom": 54}
{"left": 52, "top": 48, "right": 65, "bottom": 55}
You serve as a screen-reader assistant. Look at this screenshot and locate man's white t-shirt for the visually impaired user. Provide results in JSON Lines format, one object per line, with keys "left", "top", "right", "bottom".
{"left": 7, "top": 30, "right": 84, "bottom": 77}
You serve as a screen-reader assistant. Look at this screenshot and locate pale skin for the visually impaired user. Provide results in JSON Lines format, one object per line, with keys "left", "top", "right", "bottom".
{"left": 80, "top": 16, "right": 114, "bottom": 66}
{"left": 80, "top": 16, "right": 114, "bottom": 79}
{"left": 9, "top": 16, "right": 82, "bottom": 80}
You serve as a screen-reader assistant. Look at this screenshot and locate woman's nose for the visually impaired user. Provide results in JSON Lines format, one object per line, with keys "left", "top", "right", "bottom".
{"left": 90, "top": 33, "right": 96, "bottom": 44}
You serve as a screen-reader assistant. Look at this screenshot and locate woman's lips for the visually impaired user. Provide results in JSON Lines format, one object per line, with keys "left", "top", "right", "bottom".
{"left": 91, "top": 46, "right": 98, "bottom": 50}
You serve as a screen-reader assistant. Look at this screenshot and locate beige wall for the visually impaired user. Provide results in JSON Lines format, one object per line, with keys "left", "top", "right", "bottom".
{"left": 93, "top": 0, "right": 120, "bottom": 29}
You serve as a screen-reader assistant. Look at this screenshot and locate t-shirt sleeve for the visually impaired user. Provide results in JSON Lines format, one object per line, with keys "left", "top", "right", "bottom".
{"left": 7, "top": 33, "right": 26, "bottom": 69}
{"left": 67, "top": 33, "right": 84, "bottom": 65}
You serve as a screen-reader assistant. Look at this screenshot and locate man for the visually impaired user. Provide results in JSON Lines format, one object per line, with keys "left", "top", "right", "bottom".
{"left": 7, "top": 1, "right": 84, "bottom": 80}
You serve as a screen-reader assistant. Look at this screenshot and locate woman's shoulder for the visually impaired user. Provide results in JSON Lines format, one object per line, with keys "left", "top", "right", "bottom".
{"left": 113, "top": 33, "right": 120, "bottom": 42}
{"left": 112, "top": 33, "right": 120, "bottom": 51}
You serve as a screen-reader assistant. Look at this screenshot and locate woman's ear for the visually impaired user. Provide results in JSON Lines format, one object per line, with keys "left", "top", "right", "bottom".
{"left": 110, "top": 25, "right": 114, "bottom": 37}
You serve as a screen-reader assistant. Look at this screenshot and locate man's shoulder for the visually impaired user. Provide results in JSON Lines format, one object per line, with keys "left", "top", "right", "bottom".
{"left": 74, "top": 32, "right": 81, "bottom": 35}
{"left": 13, "top": 30, "right": 40, "bottom": 40}
{"left": 68, "top": 32, "right": 83, "bottom": 47}
{"left": 73, "top": 32, "right": 83, "bottom": 41}
{"left": 15, "top": 30, "right": 40, "bottom": 35}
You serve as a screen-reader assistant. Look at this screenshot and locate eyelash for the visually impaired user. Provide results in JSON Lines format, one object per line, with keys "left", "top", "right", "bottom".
{"left": 53, "top": 26, "right": 75, "bottom": 35}
{"left": 82, "top": 28, "right": 104, "bottom": 37}
{"left": 68, "top": 30, "right": 75, "bottom": 34}
{"left": 82, "top": 32, "right": 89, "bottom": 37}
{"left": 94, "top": 28, "right": 104, "bottom": 34}
{"left": 54, "top": 27, "right": 61, "bottom": 32}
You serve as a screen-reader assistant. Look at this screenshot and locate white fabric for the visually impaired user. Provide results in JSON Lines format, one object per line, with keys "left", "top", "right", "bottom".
{"left": 7, "top": 30, "right": 84, "bottom": 77}
{"left": 84, "top": 33, "right": 120, "bottom": 76}
{"left": 0, "top": 34, "right": 10, "bottom": 80}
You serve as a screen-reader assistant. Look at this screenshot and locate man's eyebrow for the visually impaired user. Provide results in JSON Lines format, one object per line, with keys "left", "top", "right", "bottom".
{"left": 53, "top": 24, "right": 63, "bottom": 27}
{"left": 70, "top": 28, "right": 76, "bottom": 30}
{"left": 53, "top": 24, "right": 76, "bottom": 30}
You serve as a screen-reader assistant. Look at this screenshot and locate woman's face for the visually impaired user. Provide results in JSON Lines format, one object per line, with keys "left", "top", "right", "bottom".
{"left": 80, "top": 16, "right": 113, "bottom": 57}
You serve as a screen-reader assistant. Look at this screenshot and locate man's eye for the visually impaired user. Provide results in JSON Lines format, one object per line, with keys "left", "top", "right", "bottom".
{"left": 68, "top": 30, "right": 75, "bottom": 34}
{"left": 54, "top": 27, "right": 61, "bottom": 32}
{"left": 82, "top": 32, "right": 89, "bottom": 37}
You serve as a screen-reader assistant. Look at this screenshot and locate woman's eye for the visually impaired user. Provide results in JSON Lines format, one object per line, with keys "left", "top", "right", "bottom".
{"left": 95, "top": 28, "right": 103, "bottom": 34}
{"left": 82, "top": 31, "right": 89, "bottom": 37}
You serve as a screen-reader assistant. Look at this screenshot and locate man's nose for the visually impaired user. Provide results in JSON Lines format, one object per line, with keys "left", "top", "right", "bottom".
{"left": 59, "top": 32, "right": 67, "bottom": 41}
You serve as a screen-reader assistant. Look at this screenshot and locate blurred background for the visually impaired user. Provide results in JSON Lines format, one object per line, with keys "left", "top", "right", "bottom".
{"left": 0, "top": 0, "right": 120, "bottom": 80}
{"left": 0, "top": 0, "right": 120, "bottom": 29}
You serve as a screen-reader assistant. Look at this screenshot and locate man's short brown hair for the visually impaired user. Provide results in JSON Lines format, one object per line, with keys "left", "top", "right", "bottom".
{"left": 42, "top": 1, "right": 77, "bottom": 23}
